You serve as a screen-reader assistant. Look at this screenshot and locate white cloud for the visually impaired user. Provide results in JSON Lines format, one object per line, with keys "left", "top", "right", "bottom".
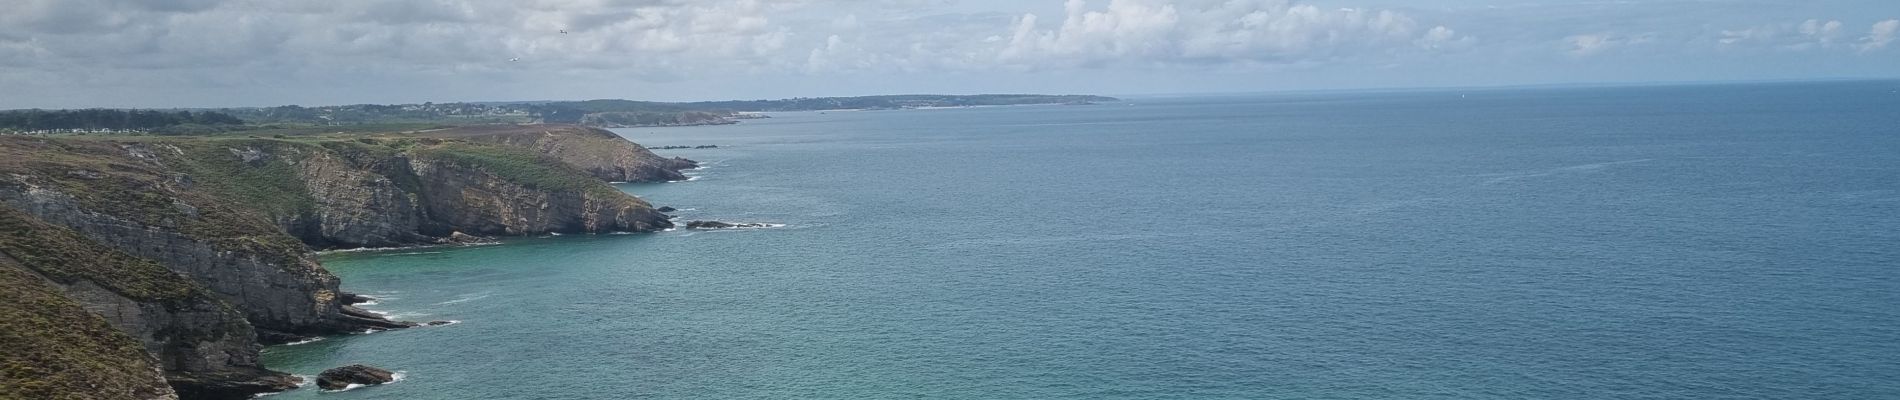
{"left": 1713, "top": 18, "right": 1900, "bottom": 53}
{"left": 1861, "top": 19, "right": 1900, "bottom": 52}
{"left": 1566, "top": 34, "right": 1616, "bottom": 56}
{"left": 1416, "top": 26, "right": 1475, "bottom": 51}
{"left": 991, "top": 0, "right": 1466, "bottom": 68}
{"left": 1719, "top": 19, "right": 1849, "bottom": 50}
{"left": 1, "top": 0, "right": 1895, "bottom": 109}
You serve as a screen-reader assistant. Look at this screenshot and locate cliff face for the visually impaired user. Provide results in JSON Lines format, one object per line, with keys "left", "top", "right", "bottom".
{"left": 0, "top": 125, "right": 682, "bottom": 398}
{"left": 0, "top": 141, "right": 404, "bottom": 342}
{"left": 210, "top": 125, "right": 690, "bottom": 249}
{"left": 0, "top": 207, "right": 294, "bottom": 399}
{"left": 410, "top": 152, "right": 670, "bottom": 236}
{"left": 283, "top": 147, "right": 431, "bottom": 248}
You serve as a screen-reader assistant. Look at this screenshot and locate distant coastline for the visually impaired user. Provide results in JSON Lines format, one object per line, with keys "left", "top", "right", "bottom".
{"left": 0, "top": 94, "right": 1120, "bottom": 134}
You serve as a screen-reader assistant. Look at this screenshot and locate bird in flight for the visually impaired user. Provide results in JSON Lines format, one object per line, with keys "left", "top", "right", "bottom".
{"left": 559, "top": 29, "right": 568, "bottom": 34}
{"left": 509, "top": 57, "right": 520, "bottom": 62}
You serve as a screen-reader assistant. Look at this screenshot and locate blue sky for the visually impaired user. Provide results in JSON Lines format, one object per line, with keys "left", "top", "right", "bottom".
{"left": 2, "top": 0, "right": 1897, "bottom": 108}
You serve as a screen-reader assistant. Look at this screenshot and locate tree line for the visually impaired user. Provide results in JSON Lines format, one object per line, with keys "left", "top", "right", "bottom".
{"left": 0, "top": 109, "right": 245, "bottom": 132}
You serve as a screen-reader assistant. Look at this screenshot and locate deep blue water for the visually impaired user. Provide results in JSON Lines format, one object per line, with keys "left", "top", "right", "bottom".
{"left": 266, "top": 81, "right": 1900, "bottom": 399}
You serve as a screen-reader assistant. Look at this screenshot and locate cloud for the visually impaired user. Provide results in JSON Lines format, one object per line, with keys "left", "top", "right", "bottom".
{"left": 0, "top": 0, "right": 796, "bottom": 72}
{"left": 1719, "top": 19, "right": 1847, "bottom": 50}
{"left": 1862, "top": 19, "right": 1900, "bottom": 52}
{"left": 990, "top": 0, "right": 1468, "bottom": 68}
{"left": 0, "top": 0, "right": 1895, "bottom": 108}
{"left": 1565, "top": 33, "right": 1645, "bottom": 57}
{"left": 1712, "top": 18, "right": 1900, "bottom": 53}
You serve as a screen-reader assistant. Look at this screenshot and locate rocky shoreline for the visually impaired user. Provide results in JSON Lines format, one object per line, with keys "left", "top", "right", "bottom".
{"left": 0, "top": 124, "right": 695, "bottom": 399}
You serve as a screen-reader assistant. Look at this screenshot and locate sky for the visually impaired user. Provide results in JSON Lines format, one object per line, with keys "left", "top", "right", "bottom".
{"left": 2, "top": 0, "right": 1898, "bottom": 108}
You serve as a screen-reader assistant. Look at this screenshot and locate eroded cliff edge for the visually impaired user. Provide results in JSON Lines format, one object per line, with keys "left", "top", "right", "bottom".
{"left": 0, "top": 124, "right": 690, "bottom": 399}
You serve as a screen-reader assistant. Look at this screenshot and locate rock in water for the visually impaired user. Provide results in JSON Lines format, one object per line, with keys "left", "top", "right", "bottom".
{"left": 684, "top": 220, "right": 734, "bottom": 229}
{"left": 447, "top": 231, "right": 495, "bottom": 244}
{"left": 684, "top": 220, "right": 774, "bottom": 229}
{"left": 317, "top": 365, "right": 395, "bottom": 390}
{"left": 656, "top": 206, "right": 678, "bottom": 213}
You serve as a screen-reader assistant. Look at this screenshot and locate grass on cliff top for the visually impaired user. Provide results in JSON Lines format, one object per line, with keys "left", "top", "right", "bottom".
{"left": 415, "top": 142, "right": 624, "bottom": 197}
{"left": 0, "top": 137, "right": 316, "bottom": 265}
{"left": 0, "top": 260, "right": 174, "bottom": 400}
{"left": 163, "top": 138, "right": 321, "bottom": 219}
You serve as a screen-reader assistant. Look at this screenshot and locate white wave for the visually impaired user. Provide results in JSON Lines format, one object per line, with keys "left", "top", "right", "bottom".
{"left": 382, "top": 312, "right": 431, "bottom": 320}
{"left": 1000, "top": 121, "right": 1136, "bottom": 128}
{"left": 321, "top": 373, "right": 402, "bottom": 393}
{"left": 282, "top": 337, "right": 326, "bottom": 346}
{"left": 253, "top": 374, "right": 314, "bottom": 397}
{"left": 436, "top": 293, "right": 491, "bottom": 305}
{"left": 1484, "top": 159, "right": 1654, "bottom": 184}
{"left": 315, "top": 243, "right": 446, "bottom": 255}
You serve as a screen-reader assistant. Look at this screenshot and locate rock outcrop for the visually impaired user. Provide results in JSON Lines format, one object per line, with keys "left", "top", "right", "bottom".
{"left": 315, "top": 364, "right": 395, "bottom": 390}
{"left": 0, "top": 207, "right": 298, "bottom": 399}
{"left": 683, "top": 221, "right": 778, "bottom": 229}
{"left": 282, "top": 147, "right": 432, "bottom": 248}
{"left": 0, "top": 173, "right": 408, "bottom": 342}
{"left": 0, "top": 124, "right": 680, "bottom": 398}
{"left": 408, "top": 150, "right": 670, "bottom": 236}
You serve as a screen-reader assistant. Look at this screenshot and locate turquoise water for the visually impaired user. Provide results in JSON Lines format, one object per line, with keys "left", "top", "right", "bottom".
{"left": 265, "top": 82, "right": 1900, "bottom": 399}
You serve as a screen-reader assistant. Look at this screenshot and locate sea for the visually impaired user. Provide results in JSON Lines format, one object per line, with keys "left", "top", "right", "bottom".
{"left": 264, "top": 81, "right": 1900, "bottom": 399}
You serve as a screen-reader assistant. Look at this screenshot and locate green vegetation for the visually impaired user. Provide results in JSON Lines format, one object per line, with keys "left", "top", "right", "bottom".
{"left": 0, "top": 206, "right": 235, "bottom": 399}
{"left": 0, "top": 262, "right": 171, "bottom": 400}
{"left": 0, "top": 137, "right": 314, "bottom": 266}
{"left": 0, "top": 109, "right": 243, "bottom": 134}
{"left": 218, "top": 123, "right": 453, "bottom": 138}
{"left": 580, "top": 110, "right": 733, "bottom": 127}
{"left": 0, "top": 124, "right": 664, "bottom": 399}
{"left": 0, "top": 207, "right": 213, "bottom": 304}
{"left": 219, "top": 104, "right": 531, "bottom": 125}
{"left": 165, "top": 139, "right": 320, "bottom": 220}
{"left": 4, "top": 94, "right": 1114, "bottom": 135}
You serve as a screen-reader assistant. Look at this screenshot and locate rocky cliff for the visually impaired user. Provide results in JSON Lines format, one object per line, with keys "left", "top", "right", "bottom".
{"left": 0, "top": 124, "right": 688, "bottom": 398}
{"left": 409, "top": 144, "right": 671, "bottom": 236}
{"left": 0, "top": 258, "right": 177, "bottom": 400}
{"left": 0, "top": 207, "right": 294, "bottom": 399}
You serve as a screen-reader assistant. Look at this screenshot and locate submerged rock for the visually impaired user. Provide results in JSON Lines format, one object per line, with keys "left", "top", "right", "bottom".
{"left": 317, "top": 365, "right": 395, "bottom": 391}
{"left": 423, "top": 320, "right": 455, "bottom": 326}
{"left": 655, "top": 206, "right": 678, "bottom": 213}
